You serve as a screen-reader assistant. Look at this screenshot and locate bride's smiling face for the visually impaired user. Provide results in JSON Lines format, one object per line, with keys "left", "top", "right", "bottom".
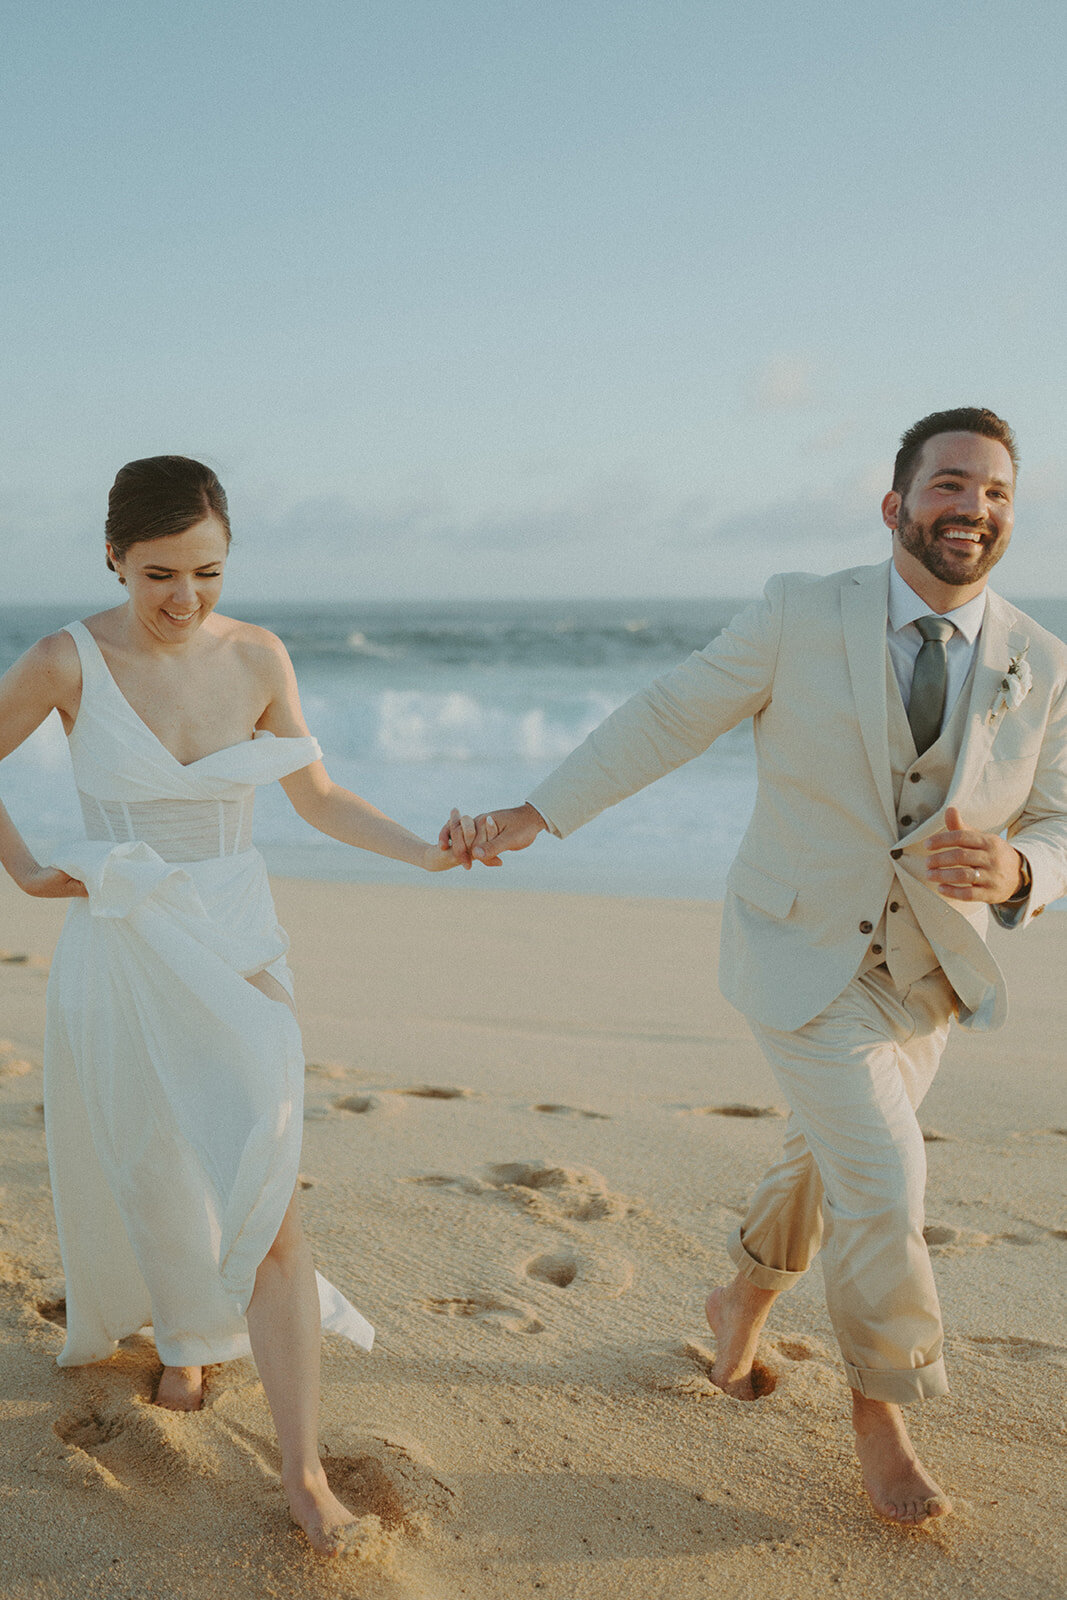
{"left": 108, "top": 516, "right": 229, "bottom": 641}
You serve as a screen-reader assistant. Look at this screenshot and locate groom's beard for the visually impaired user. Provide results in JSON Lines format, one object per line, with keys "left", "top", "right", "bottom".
{"left": 895, "top": 506, "right": 1008, "bottom": 588}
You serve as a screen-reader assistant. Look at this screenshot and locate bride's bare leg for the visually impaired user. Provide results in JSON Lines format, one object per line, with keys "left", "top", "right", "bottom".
{"left": 246, "top": 1191, "right": 357, "bottom": 1556}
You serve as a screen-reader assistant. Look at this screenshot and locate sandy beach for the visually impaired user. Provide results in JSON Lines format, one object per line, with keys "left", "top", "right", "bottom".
{"left": 1, "top": 870, "right": 1064, "bottom": 1600}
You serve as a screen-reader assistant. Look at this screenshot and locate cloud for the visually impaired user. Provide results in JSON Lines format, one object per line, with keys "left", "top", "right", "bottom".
{"left": 750, "top": 354, "right": 819, "bottom": 412}
{"left": 668, "top": 466, "right": 891, "bottom": 554}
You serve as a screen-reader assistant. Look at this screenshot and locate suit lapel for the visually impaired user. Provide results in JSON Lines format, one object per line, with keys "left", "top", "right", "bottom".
{"left": 945, "top": 592, "right": 1030, "bottom": 812}
{"left": 841, "top": 561, "right": 896, "bottom": 830}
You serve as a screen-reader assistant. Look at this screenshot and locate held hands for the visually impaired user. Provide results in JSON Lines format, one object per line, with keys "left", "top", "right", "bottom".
{"left": 925, "top": 806, "right": 1027, "bottom": 904}
{"left": 430, "top": 809, "right": 503, "bottom": 871}
{"left": 437, "top": 803, "right": 545, "bottom": 869}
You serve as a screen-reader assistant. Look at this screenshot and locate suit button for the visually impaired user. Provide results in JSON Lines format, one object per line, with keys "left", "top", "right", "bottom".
{"left": 871, "top": 943, "right": 883, "bottom": 954}
{"left": 909, "top": 772, "right": 922, "bottom": 783}
{"left": 900, "top": 814, "right": 913, "bottom": 827}
{"left": 859, "top": 920, "right": 873, "bottom": 934}
{"left": 890, "top": 848, "right": 903, "bottom": 860}
{"left": 889, "top": 901, "right": 900, "bottom": 913}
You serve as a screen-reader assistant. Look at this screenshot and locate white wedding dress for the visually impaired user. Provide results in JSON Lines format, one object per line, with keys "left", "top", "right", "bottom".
{"left": 44, "top": 620, "right": 373, "bottom": 1367}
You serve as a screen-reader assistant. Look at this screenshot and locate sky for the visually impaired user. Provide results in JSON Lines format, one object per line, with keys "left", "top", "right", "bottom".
{"left": 3, "top": 0, "right": 1066, "bottom": 605}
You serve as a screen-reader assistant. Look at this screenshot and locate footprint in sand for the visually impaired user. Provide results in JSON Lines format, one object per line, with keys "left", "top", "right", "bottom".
{"left": 54, "top": 1398, "right": 197, "bottom": 1491}
{"left": 644, "top": 1339, "right": 778, "bottom": 1399}
{"left": 305, "top": 1061, "right": 348, "bottom": 1081}
{"left": 0, "top": 1041, "right": 33, "bottom": 1078}
{"left": 326, "top": 1435, "right": 458, "bottom": 1533}
{"left": 770, "top": 1335, "right": 835, "bottom": 1364}
{"left": 924, "top": 1222, "right": 1041, "bottom": 1251}
{"left": 484, "top": 1161, "right": 634, "bottom": 1223}
{"left": 400, "top": 1085, "right": 473, "bottom": 1100}
{"left": 422, "top": 1294, "right": 544, "bottom": 1334}
{"left": 682, "top": 1104, "right": 787, "bottom": 1119}
{"left": 37, "top": 1294, "right": 67, "bottom": 1327}
{"left": 960, "top": 1334, "right": 1067, "bottom": 1366}
{"left": 333, "top": 1094, "right": 379, "bottom": 1114}
{"left": 521, "top": 1246, "right": 633, "bottom": 1296}
{"left": 532, "top": 1103, "right": 611, "bottom": 1120}
{"left": 410, "top": 1159, "right": 634, "bottom": 1223}
{"left": 410, "top": 1173, "right": 486, "bottom": 1196}
{"left": 0, "top": 951, "right": 49, "bottom": 972}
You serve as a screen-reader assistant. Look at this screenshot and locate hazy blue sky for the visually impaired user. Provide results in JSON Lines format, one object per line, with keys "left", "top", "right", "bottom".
{"left": 3, "top": 0, "right": 1066, "bottom": 603}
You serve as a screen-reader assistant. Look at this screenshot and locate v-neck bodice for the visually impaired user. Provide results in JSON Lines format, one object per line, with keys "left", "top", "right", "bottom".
{"left": 63, "top": 620, "right": 320, "bottom": 861}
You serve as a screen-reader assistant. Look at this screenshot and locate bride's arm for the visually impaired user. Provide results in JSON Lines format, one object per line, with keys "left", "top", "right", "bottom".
{"left": 255, "top": 631, "right": 472, "bottom": 872}
{"left": 0, "top": 634, "right": 87, "bottom": 897}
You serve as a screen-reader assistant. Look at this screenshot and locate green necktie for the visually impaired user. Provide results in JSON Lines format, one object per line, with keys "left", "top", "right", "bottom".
{"left": 908, "top": 615, "right": 956, "bottom": 756}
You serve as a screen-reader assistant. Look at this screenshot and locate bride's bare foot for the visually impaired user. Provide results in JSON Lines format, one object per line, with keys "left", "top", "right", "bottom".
{"left": 852, "top": 1393, "right": 952, "bottom": 1525}
{"left": 154, "top": 1365, "right": 204, "bottom": 1411}
{"left": 705, "top": 1276, "right": 778, "bottom": 1398}
{"left": 286, "top": 1466, "right": 363, "bottom": 1558}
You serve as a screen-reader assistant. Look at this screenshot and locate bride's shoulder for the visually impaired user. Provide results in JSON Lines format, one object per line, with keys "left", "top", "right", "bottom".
{"left": 212, "top": 614, "right": 294, "bottom": 684}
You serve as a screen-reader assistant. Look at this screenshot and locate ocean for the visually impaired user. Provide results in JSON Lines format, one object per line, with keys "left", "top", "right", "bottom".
{"left": 3, "top": 594, "right": 1065, "bottom": 902}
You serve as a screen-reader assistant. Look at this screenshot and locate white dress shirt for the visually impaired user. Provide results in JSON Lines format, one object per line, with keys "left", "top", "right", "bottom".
{"left": 886, "top": 563, "right": 987, "bottom": 726}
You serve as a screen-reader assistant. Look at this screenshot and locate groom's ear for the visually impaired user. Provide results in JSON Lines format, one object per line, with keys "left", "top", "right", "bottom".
{"left": 881, "top": 490, "right": 902, "bottom": 532}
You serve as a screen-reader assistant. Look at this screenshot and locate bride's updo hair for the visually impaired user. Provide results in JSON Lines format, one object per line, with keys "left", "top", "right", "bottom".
{"left": 105, "top": 456, "right": 232, "bottom": 572}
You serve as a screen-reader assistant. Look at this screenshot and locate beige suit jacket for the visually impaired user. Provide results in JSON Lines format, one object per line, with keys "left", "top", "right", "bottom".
{"left": 528, "top": 561, "right": 1067, "bottom": 1032}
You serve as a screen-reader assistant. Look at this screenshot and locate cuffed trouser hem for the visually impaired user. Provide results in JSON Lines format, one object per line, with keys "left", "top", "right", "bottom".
{"left": 727, "top": 1226, "right": 808, "bottom": 1293}
{"left": 843, "top": 1354, "right": 949, "bottom": 1405}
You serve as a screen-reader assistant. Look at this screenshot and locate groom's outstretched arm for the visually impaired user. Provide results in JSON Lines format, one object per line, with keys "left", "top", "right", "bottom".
{"left": 441, "top": 579, "right": 783, "bottom": 868}
{"left": 439, "top": 803, "right": 544, "bottom": 868}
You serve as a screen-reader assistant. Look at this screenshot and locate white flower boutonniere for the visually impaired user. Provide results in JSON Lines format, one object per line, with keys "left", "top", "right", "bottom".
{"left": 989, "top": 647, "right": 1033, "bottom": 724}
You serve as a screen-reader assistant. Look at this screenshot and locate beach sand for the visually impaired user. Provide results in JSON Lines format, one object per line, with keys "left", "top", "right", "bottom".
{"left": 0, "top": 871, "right": 1064, "bottom": 1600}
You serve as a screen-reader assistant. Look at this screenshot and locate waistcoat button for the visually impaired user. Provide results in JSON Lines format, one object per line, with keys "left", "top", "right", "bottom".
{"left": 890, "top": 848, "right": 903, "bottom": 860}
{"left": 900, "top": 814, "right": 913, "bottom": 827}
{"left": 871, "top": 943, "right": 883, "bottom": 954}
{"left": 909, "top": 772, "right": 922, "bottom": 783}
{"left": 859, "top": 920, "right": 873, "bottom": 934}
{"left": 889, "top": 901, "right": 900, "bottom": 913}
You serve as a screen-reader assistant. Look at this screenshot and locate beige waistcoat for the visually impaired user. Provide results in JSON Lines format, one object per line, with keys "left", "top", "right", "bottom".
{"left": 864, "top": 655, "right": 976, "bottom": 990}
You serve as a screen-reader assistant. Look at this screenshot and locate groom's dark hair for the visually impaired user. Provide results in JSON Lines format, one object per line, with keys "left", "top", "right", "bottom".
{"left": 893, "top": 407, "right": 1018, "bottom": 497}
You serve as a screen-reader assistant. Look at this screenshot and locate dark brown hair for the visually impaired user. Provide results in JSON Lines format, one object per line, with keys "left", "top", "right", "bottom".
{"left": 105, "top": 456, "right": 231, "bottom": 571}
{"left": 892, "top": 408, "right": 1018, "bottom": 498}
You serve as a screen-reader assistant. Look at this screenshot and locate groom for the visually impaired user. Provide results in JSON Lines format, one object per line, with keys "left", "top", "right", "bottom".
{"left": 444, "top": 407, "right": 1067, "bottom": 1523}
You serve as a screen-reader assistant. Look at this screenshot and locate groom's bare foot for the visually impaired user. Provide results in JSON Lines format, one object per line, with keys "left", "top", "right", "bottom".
{"left": 852, "top": 1393, "right": 952, "bottom": 1525}
{"left": 285, "top": 1466, "right": 363, "bottom": 1557}
{"left": 705, "top": 1276, "right": 778, "bottom": 1398}
{"left": 154, "top": 1365, "right": 204, "bottom": 1411}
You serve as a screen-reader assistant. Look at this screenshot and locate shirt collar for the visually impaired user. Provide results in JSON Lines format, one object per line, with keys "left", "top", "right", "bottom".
{"left": 888, "top": 562, "right": 987, "bottom": 644}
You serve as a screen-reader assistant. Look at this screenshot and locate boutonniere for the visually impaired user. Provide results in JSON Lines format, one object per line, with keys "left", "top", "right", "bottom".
{"left": 988, "top": 646, "right": 1032, "bottom": 724}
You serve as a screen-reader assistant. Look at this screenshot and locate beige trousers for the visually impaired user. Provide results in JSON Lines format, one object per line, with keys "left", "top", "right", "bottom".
{"left": 727, "top": 964, "right": 956, "bottom": 1405}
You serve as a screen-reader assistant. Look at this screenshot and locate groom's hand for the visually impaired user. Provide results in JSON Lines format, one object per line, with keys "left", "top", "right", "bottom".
{"left": 438, "top": 803, "right": 546, "bottom": 868}
{"left": 925, "top": 806, "right": 1028, "bottom": 904}
{"left": 471, "top": 803, "right": 546, "bottom": 865}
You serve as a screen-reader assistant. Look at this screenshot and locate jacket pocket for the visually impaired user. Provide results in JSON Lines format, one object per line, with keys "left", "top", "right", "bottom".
{"left": 726, "top": 856, "right": 798, "bottom": 919}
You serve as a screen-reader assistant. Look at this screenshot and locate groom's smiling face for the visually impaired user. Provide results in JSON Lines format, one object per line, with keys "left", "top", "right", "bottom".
{"left": 884, "top": 431, "right": 1015, "bottom": 596}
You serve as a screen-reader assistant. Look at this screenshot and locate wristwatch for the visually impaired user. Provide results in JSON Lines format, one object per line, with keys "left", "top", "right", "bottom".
{"left": 1008, "top": 852, "right": 1032, "bottom": 903}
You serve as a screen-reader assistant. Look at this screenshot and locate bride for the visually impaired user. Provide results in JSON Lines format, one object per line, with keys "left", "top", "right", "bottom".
{"left": 0, "top": 455, "right": 485, "bottom": 1556}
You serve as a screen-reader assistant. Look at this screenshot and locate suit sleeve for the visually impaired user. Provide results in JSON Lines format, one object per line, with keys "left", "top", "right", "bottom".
{"left": 527, "top": 576, "right": 785, "bottom": 838}
{"left": 998, "top": 674, "right": 1067, "bottom": 927}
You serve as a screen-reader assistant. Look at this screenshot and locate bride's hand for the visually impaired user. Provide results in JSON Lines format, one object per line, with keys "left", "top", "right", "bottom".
{"left": 430, "top": 810, "right": 500, "bottom": 871}
{"left": 18, "top": 864, "right": 88, "bottom": 899}
{"left": 425, "top": 810, "right": 477, "bottom": 871}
